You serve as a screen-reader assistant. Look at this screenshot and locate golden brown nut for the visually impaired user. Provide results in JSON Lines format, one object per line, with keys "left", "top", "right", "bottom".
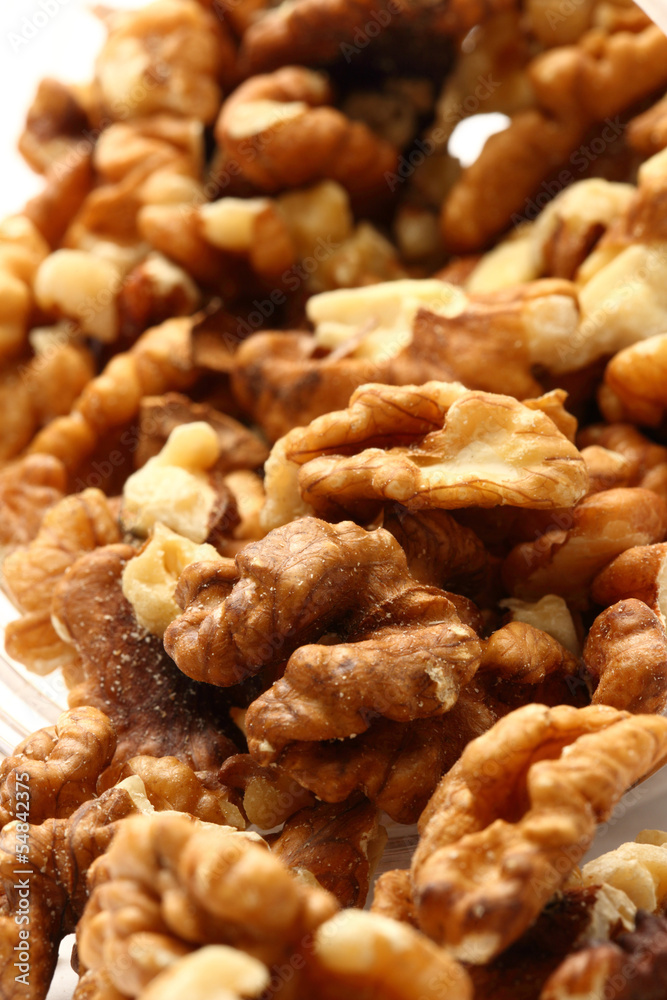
{"left": 166, "top": 518, "right": 481, "bottom": 709}
{"left": 107, "top": 756, "right": 244, "bottom": 829}
{"left": 270, "top": 797, "right": 385, "bottom": 907}
{"left": 382, "top": 507, "right": 488, "bottom": 595}
{"left": 115, "top": 253, "right": 201, "bottom": 344}
{"left": 0, "top": 454, "right": 66, "bottom": 553}
{"left": 308, "top": 909, "right": 473, "bottom": 1000}
{"left": 214, "top": 66, "right": 398, "bottom": 203}
{"left": 27, "top": 317, "right": 198, "bottom": 474}
{"left": 371, "top": 868, "right": 417, "bottom": 925}
{"left": 3, "top": 489, "right": 121, "bottom": 677}
{"left": 629, "top": 92, "right": 667, "bottom": 157}
{"left": 502, "top": 488, "right": 667, "bottom": 608}
{"left": 253, "top": 694, "right": 498, "bottom": 825}
{"left": 23, "top": 145, "right": 94, "bottom": 249}
{"left": 580, "top": 444, "right": 633, "bottom": 494}
{"left": 0, "top": 785, "right": 136, "bottom": 1000}
{"left": 584, "top": 599, "right": 667, "bottom": 714}
{"left": 578, "top": 422, "right": 667, "bottom": 482}
{"left": 77, "top": 811, "right": 338, "bottom": 992}
{"left": 18, "top": 77, "right": 90, "bottom": 174}
{"left": 499, "top": 593, "right": 581, "bottom": 657}
{"left": 411, "top": 704, "right": 667, "bottom": 962}
{"left": 0, "top": 707, "right": 116, "bottom": 828}
{"left": 591, "top": 542, "right": 667, "bottom": 623}
{"left": 541, "top": 911, "right": 667, "bottom": 1000}
{"left": 136, "top": 947, "right": 269, "bottom": 1000}
{"left": 52, "top": 544, "right": 239, "bottom": 776}
{"left": 95, "top": 0, "right": 233, "bottom": 123}
{"left": 0, "top": 214, "right": 50, "bottom": 362}
{"left": 135, "top": 393, "right": 268, "bottom": 474}
{"left": 478, "top": 620, "right": 584, "bottom": 710}
{"left": 601, "top": 333, "right": 667, "bottom": 428}
{"left": 219, "top": 753, "right": 316, "bottom": 832}
{"left": 442, "top": 24, "right": 667, "bottom": 252}
{"left": 264, "top": 382, "right": 587, "bottom": 524}
{"left": 579, "top": 829, "right": 667, "bottom": 914}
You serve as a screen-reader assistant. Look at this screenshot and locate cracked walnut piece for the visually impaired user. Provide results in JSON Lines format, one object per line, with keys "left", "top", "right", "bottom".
{"left": 52, "top": 544, "right": 239, "bottom": 777}
{"left": 165, "top": 518, "right": 482, "bottom": 712}
{"left": 77, "top": 811, "right": 338, "bottom": 993}
{"left": 215, "top": 66, "right": 398, "bottom": 203}
{"left": 3, "top": 488, "right": 121, "bottom": 679}
{"left": 0, "top": 454, "right": 66, "bottom": 553}
{"left": 262, "top": 381, "right": 587, "bottom": 526}
{"left": 411, "top": 704, "right": 667, "bottom": 963}
{"left": 0, "top": 707, "right": 115, "bottom": 829}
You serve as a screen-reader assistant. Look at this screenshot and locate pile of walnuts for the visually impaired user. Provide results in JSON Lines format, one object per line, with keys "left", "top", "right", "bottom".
{"left": 4, "top": 0, "right": 667, "bottom": 996}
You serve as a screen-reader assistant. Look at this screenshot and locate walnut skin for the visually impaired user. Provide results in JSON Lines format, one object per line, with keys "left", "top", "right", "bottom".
{"left": 592, "top": 542, "right": 667, "bottom": 622}
{"left": 0, "top": 454, "right": 65, "bottom": 553}
{"left": 584, "top": 599, "right": 667, "bottom": 715}
{"left": 77, "top": 811, "right": 338, "bottom": 992}
{"left": 0, "top": 707, "right": 116, "bottom": 828}
{"left": 412, "top": 704, "right": 667, "bottom": 963}
{"left": 215, "top": 66, "right": 398, "bottom": 204}
{"left": 3, "top": 488, "right": 121, "bottom": 678}
{"left": 270, "top": 797, "right": 385, "bottom": 908}
{"left": 263, "top": 382, "right": 587, "bottom": 524}
{"left": 502, "top": 488, "right": 667, "bottom": 608}
{"left": 52, "top": 544, "right": 238, "bottom": 778}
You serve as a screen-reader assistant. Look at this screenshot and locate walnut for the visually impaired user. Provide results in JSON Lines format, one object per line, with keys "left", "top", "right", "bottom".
{"left": 578, "top": 422, "right": 667, "bottom": 484}
{"left": 477, "top": 620, "right": 583, "bottom": 710}
{"left": 34, "top": 250, "right": 123, "bottom": 343}
{"left": 411, "top": 704, "right": 667, "bottom": 962}
{"left": 579, "top": 829, "right": 667, "bottom": 914}
{"left": 117, "top": 253, "right": 201, "bottom": 344}
{"left": 251, "top": 695, "right": 498, "bottom": 825}
{"left": 442, "top": 24, "right": 667, "bottom": 252}
{"left": 18, "top": 77, "right": 90, "bottom": 174}
{"left": 0, "top": 785, "right": 136, "bottom": 1000}
{"left": 199, "top": 195, "right": 296, "bottom": 280}
{"left": 309, "top": 909, "right": 473, "bottom": 1000}
{"left": 52, "top": 543, "right": 239, "bottom": 776}
{"left": 135, "top": 393, "right": 268, "bottom": 474}
{"left": 214, "top": 66, "right": 398, "bottom": 203}
{"left": 217, "top": 754, "right": 315, "bottom": 830}
{"left": 23, "top": 146, "right": 94, "bottom": 249}
{"left": 3, "top": 488, "right": 121, "bottom": 677}
{"left": 502, "top": 488, "right": 667, "bottom": 608}
{"left": 240, "top": 0, "right": 513, "bottom": 74}
{"left": 382, "top": 507, "right": 488, "bottom": 595}
{"left": 107, "top": 756, "right": 244, "bottom": 829}
{"left": 262, "top": 382, "right": 587, "bottom": 525}
{"left": 270, "top": 797, "right": 385, "bottom": 907}
{"left": 0, "top": 213, "right": 50, "bottom": 361}
{"left": 28, "top": 317, "right": 198, "bottom": 474}
{"left": 77, "top": 811, "right": 338, "bottom": 993}
{"left": 541, "top": 910, "right": 667, "bottom": 1000}
{"left": 121, "top": 422, "right": 239, "bottom": 544}
{"left": 137, "top": 947, "right": 269, "bottom": 1000}
{"left": 0, "top": 707, "right": 116, "bottom": 828}
{"left": 601, "top": 333, "right": 667, "bottom": 428}
{"left": 166, "top": 519, "right": 482, "bottom": 719}
{"left": 0, "top": 455, "right": 66, "bottom": 554}
{"left": 629, "top": 92, "right": 667, "bottom": 157}
{"left": 95, "top": 0, "right": 233, "bottom": 123}
{"left": 591, "top": 542, "right": 667, "bottom": 623}
{"left": 371, "top": 868, "right": 417, "bottom": 925}
{"left": 121, "top": 524, "right": 224, "bottom": 636}
{"left": 499, "top": 594, "right": 581, "bottom": 657}
{"left": 579, "top": 444, "right": 633, "bottom": 493}
{"left": 583, "top": 599, "right": 667, "bottom": 714}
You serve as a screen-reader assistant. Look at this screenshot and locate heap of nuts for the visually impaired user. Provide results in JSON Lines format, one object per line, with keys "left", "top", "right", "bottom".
{"left": 5, "top": 0, "right": 667, "bottom": 996}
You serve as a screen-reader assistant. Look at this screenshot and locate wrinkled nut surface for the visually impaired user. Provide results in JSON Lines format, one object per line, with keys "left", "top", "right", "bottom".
{"left": 579, "top": 830, "right": 667, "bottom": 914}
{"left": 591, "top": 542, "right": 667, "bottom": 625}
{"left": 138, "top": 946, "right": 269, "bottom": 1000}
{"left": 218, "top": 754, "right": 315, "bottom": 830}
{"left": 0, "top": 706, "right": 115, "bottom": 827}
{"left": 0, "top": 454, "right": 66, "bottom": 553}
{"left": 499, "top": 594, "right": 581, "bottom": 657}
{"left": 165, "top": 517, "right": 482, "bottom": 706}
{"left": 215, "top": 66, "right": 398, "bottom": 202}
{"left": 122, "top": 523, "right": 222, "bottom": 636}
{"left": 584, "top": 599, "right": 667, "bottom": 714}
{"left": 412, "top": 704, "right": 667, "bottom": 962}
{"left": 502, "top": 487, "right": 667, "bottom": 607}
{"left": 3, "top": 488, "right": 121, "bottom": 677}
{"left": 263, "top": 381, "right": 588, "bottom": 523}
{"left": 601, "top": 332, "right": 667, "bottom": 427}
{"left": 78, "top": 811, "right": 338, "bottom": 992}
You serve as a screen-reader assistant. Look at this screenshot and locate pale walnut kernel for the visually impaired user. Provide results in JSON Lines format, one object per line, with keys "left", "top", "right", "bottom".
{"left": 139, "top": 947, "right": 269, "bottom": 1000}
{"left": 412, "top": 704, "right": 667, "bottom": 962}
{"left": 121, "top": 422, "right": 223, "bottom": 543}
{"left": 34, "top": 249, "right": 122, "bottom": 343}
{"left": 121, "top": 523, "right": 223, "bottom": 636}
{"left": 263, "top": 382, "right": 588, "bottom": 524}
